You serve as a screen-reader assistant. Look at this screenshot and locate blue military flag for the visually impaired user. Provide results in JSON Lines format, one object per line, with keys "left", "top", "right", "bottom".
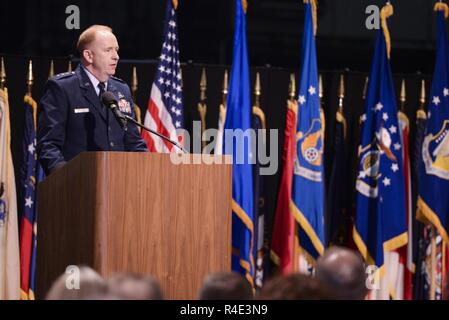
{"left": 412, "top": 107, "right": 429, "bottom": 300}
{"left": 326, "top": 76, "right": 350, "bottom": 246}
{"left": 291, "top": 0, "right": 325, "bottom": 264}
{"left": 19, "top": 95, "right": 44, "bottom": 300}
{"left": 354, "top": 4, "right": 408, "bottom": 275}
{"left": 223, "top": 0, "right": 254, "bottom": 285}
{"left": 417, "top": 2, "right": 449, "bottom": 248}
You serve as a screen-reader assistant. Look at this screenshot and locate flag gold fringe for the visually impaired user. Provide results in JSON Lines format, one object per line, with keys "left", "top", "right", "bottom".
{"left": 172, "top": 0, "right": 178, "bottom": 10}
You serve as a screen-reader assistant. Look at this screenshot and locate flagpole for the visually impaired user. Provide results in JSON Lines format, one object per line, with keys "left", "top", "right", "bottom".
{"left": 219, "top": 69, "right": 228, "bottom": 126}
{"left": 338, "top": 74, "right": 347, "bottom": 140}
{"left": 419, "top": 80, "right": 426, "bottom": 110}
{"left": 319, "top": 74, "right": 326, "bottom": 140}
{"left": 400, "top": 79, "right": 406, "bottom": 111}
{"left": 0, "top": 57, "right": 6, "bottom": 90}
{"left": 430, "top": 226, "right": 436, "bottom": 300}
{"left": 131, "top": 66, "right": 142, "bottom": 133}
{"left": 254, "top": 72, "right": 261, "bottom": 107}
{"left": 131, "top": 66, "right": 138, "bottom": 103}
{"left": 198, "top": 68, "right": 207, "bottom": 149}
{"left": 289, "top": 73, "right": 296, "bottom": 103}
{"left": 338, "top": 74, "right": 345, "bottom": 114}
{"left": 48, "top": 60, "right": 55, "bottom": 79}
{"left": 26, "top": 60, "right": 33, "bottom": 97}
{"left": 222, "top": 70, "right": 228, "bottom": 107}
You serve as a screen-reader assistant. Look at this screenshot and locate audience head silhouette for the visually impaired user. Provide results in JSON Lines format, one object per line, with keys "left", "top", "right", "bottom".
{"left": 107, "top": 273, "right": 163, "bottom": 300}
{"left": 198, "top": 272, "right": 253, "bottom": 300}
{"left": 259, "top": 273, "right": 334, "bottom": 300}
{"left": 315, "top": 246, "right": 368, "bottom": 300}
{"left": 45, "top": 266, "right": 107, "bottom": 300}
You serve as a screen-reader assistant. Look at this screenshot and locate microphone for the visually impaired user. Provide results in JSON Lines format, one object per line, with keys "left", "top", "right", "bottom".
{"left": 101, "top": 91, "right": 127, "bottom": 131}
{"left": 101, "top": 91, "right": 187, "bottom": 153}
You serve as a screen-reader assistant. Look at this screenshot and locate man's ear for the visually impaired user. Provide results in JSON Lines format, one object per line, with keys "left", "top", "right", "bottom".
{"left": 82, "top": 49, "right": 93, "bottom": 64}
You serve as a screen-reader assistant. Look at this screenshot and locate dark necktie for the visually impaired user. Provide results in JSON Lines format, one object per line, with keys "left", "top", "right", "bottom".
{"left": 98, "top": 82, "right": 106, "bottom": 101}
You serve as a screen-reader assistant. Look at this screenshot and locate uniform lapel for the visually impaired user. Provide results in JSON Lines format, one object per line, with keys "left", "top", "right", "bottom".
{"left": 107, "top": 81, "right": 119, "bottom": 101}
{"left": 76, "top": 65, "right": 107, "bottom": 122}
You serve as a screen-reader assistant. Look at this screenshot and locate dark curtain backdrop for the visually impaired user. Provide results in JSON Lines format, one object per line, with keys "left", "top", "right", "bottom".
{"left": 2, "top": 56, "right": 431, "bottom": 253}
{"left": 0, "top": 0, "right": 444, "bottom": 72}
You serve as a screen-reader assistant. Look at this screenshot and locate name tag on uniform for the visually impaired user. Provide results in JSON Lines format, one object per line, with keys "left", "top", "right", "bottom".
{"left": 74, "top": 108, "right": 90, "bottom": 114}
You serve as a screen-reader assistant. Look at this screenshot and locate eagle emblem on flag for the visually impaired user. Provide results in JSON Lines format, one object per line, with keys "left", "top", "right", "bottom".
{"left": 422, "top": 119, "right": 449, "bottom": 180}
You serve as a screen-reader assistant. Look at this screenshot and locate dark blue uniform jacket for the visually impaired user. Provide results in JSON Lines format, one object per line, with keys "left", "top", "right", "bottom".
{"left": 37, "top": 64, "right": 148, "bottom": 174}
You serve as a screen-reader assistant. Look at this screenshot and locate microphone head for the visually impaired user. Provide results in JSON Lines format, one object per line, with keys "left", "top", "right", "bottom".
{"left": 101, "top": 91, "right": 117, "bottom": 106}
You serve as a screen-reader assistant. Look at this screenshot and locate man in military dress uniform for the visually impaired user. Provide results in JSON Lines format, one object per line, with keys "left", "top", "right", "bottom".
{"left": 37, "top": 25, "right": 148, "bottom": 175}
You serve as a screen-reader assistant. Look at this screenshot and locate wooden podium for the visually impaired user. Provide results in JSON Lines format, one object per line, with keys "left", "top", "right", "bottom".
{"left": 36, "top": 152, "right": 232, "bottom": 299}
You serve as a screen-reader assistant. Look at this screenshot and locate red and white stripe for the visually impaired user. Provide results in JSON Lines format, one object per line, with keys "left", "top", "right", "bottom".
{"left": 142, "top": 85, "right": 181, "bottom": 153}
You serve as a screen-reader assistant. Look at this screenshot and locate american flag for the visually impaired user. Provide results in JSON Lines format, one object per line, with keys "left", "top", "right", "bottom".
{"left": 142, "top": 0, "right": 184, "bottom": 152}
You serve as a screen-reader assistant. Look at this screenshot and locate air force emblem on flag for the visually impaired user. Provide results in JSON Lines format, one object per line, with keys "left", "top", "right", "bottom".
{"left": 422, "top": 120, "right": 449, "bottom": 180}
{"left": 356, "top": 124, "right": 398, "bottom": 199}
{"left": 294, "top": 118, "right": 323, "bottom": 182}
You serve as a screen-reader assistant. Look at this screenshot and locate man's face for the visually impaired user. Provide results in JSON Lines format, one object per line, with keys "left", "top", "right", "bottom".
{"left": 84, "top": 31, "right": 119, "bottom": 82}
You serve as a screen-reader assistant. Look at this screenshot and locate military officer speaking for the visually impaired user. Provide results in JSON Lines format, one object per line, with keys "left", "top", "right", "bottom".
{"left": 37, "top": 25, "right": 148, "bottom": 175}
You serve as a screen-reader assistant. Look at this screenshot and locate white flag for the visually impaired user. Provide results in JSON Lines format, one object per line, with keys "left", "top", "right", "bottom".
{"left": 0, "top": 88, "right": 20, "bottom": 300}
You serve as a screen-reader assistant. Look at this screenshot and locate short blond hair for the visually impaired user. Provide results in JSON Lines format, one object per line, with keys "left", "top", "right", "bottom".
{"left": 77, "top": 25, "right": 113, "bottom": 53}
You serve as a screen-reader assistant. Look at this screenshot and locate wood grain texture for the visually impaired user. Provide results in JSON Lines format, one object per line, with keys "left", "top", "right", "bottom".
{"left": 36, "top": 152, "right": 232, "bottom": 299}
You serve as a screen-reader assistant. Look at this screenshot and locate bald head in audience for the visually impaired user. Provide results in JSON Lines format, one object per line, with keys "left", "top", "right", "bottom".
{"left": 107, "top": 273, "right": 163, "bottom": 300}
{"left": 315, "top": 246, "right": 368, "bottom": 300}
{"left": 45, "top": 266, "right": 107, "bottom": 300}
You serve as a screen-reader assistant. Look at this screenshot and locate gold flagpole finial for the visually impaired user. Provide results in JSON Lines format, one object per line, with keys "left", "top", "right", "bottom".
{"left": 362, "top": 76, "right": 369, "bottom": 100}
{"left": 338, "top": 74, "right": 345, "bottom": 112}
{"left": 48, "top": 60, "right": 55, "bottom": 79}
{"left": 400, "top": 79, "right": 406, "bottom": 102}
{"left": 254, "top": 72, "right": 261, "bottom": 106}
{"left": 319, "top": 74, "right": 324, "bottom": 100}
{"left": 289, "top": 73, "right": 296, "bottom": 101}
{"left": 420, "top": 79, "right": 426, "bottom": 106}
{"left": 0, "top": 57, "right": 6, "bottom": 89}
{"left": 172, "top": 0, "right": 178, "bottom": 10}
{"left": 67, "top": 60, "right": 72, "bottom": 72}
{"left": 338, "top": 74, "right": 345, "bottom": 100}
{"left": 27, "top": 60, "right": 34, "bottom": 96}
{"left": 222, "top": 70, "right": 229, "bottom": 106}
{"left": 400, "top": 79, "right": 406, "bottom": 111}
{"left": 198, "top": 68, "right": 208, "bottom": 149}
{"left": 131, "top": 66, "right": 138, "bottom": 98}
{"left": 200, "top": 68, "right": 207, "bottom": 103}
{"left": 337, "top": 74, "right": 346, "bottom": 138}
